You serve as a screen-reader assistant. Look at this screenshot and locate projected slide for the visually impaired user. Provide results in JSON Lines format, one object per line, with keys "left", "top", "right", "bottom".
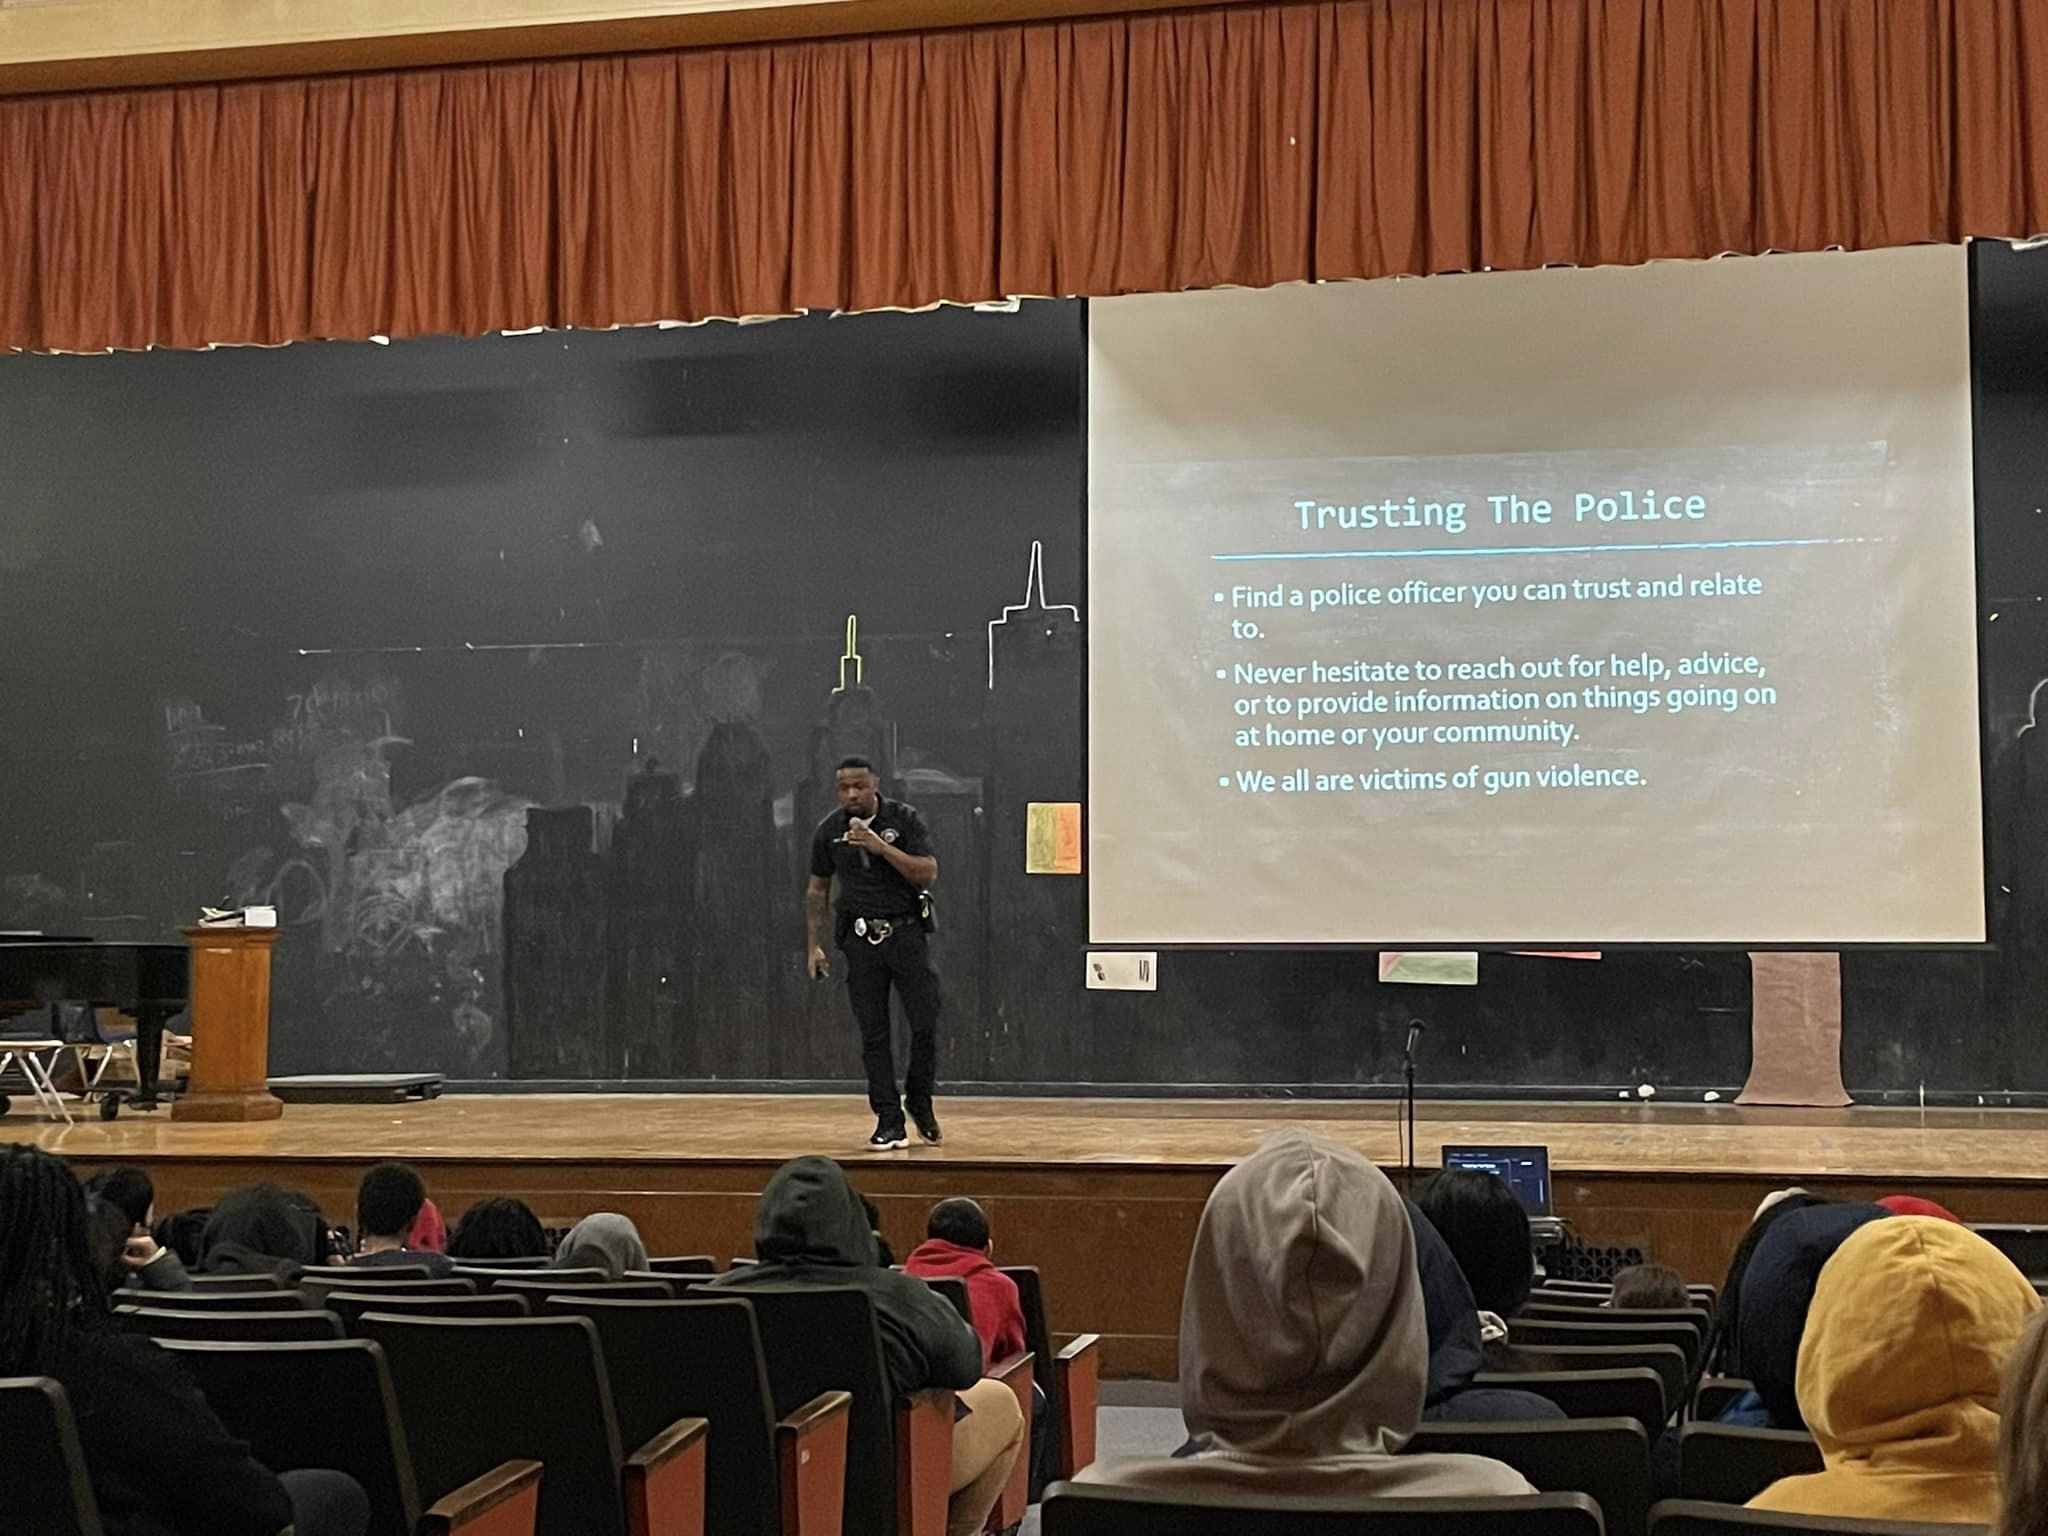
{"left": 1087, "top": 246, "right": 1984, "bottom": 946}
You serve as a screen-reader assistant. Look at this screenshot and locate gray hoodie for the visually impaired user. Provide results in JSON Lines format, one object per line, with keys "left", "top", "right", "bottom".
{"left": 709, "top": 1156, "right": 982, "bottom": 1402}
{"left": 1082, "top": 1130, "right": 1533, "bottom": 1499}
{"left": 554, "top": 1213, "right": 649, "bottom": 1280}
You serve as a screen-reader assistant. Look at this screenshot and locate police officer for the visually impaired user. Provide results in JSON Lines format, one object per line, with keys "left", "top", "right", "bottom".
{"left": 806, "top": 755, "right": 943, "bottom": 1148}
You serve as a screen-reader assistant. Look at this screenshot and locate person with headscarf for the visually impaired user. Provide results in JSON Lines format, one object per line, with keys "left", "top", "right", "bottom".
{"left": 711, "top": 1157, "right": 1017, "bottom": 1536}
{"left": 1081, "top": 1130, "right": 1533, "bottom": 1500}
{"left": 1751, "top": 1218, "right": 2040, "bottom": 1522}
{"left": 1736, "top": 1203, "right": 1891, "bottom": 1431}
{"left": 553, "top": 1213, "right": 649, "bottom": 1279}
{"left": 1408, "top": 1202, "right": 1564, "bottom": 1424}
{"left": 197, "top": 1183, "right": 318, "bottom": 1282}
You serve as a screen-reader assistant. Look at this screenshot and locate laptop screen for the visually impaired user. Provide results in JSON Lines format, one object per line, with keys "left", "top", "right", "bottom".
{"left": 1439, "top": 1144, "right": 1552, "bottom": 1216}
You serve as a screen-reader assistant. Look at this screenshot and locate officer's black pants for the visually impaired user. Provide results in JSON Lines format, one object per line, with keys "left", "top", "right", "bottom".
{"left": 842, "top": 923, "right": 941, "bottom": 1121}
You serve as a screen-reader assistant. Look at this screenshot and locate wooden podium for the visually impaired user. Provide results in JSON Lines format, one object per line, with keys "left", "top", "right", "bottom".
{"left": 172, "top": 926, "right": 283, "bottom": 1122}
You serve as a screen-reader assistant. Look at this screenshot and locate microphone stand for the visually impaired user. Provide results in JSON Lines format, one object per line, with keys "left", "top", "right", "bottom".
{"left": 1402, "top": 1019, "right": 1425, "bottom": 1195}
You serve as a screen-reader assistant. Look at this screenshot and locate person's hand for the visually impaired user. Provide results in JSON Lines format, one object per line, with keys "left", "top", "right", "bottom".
{"left": 122, "top": 1234, "right": 162, "bottom": 1269}
{"left": 844, "top": 819, "right": 886, "bottom": 853}
{"left": 808, "top": 945, "right": 831, "bottom": 980}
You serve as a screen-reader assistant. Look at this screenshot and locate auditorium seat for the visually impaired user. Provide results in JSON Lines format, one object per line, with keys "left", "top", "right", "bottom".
{"left": 160, "top": 1337, "right": 543, "bottom": 1536}
{"left": 1524, "top": 1303, "right": 1711, "bottom": 1351}
{"left": 1511, "top": 1315, "right": 1704, "bottom": 1366}
{"left": 1970, "top": 1223, "right": 2048, "bottom": 1282}
{"left": 1409, "top": 1417, "right": 1651, "bottom": 1536}
{"left": 1039, "top": 1483, "right": 1606, "bottom": 1536}
{"left": 924, "top": 1274, "right": 974, "bottom": 1328}
{"left": 117, "top": 1304, "right": 344, "bottom": 1342}
{"left": 0, "top": 1376, "right": 104, "bottom": 1534}
{"left": 1000, "top": 1264, "right": 1103, "bottom": 1480}
{"left": 453, "top": 1265, "right": 607, "bottom": 1290}
{"left": 113, "top": 1287, "right": 309, "bottom": 1311}
{"left": 1505, "top": 1341, "right": 1691, "bottom": 1409}
{"left": 302, "top": 1275, "right": 477, "bottom": 1304}
{"left": 358, "top": 1312, "right": 707, "bottom": 1536}
{"left": 644, "top": 1257, "right": 719, "bottom": 1275}
{"left": 185, "top": 1272, "right": 302, "bottom": 1293}
{"left": 1648, "top": 1499, "right": 1976, "bottom": 1536}
{"left": 317, "top": 1264, "right": 436, "bottom": 1282}
{"left": 694, "top": 1282, "right": 1015, "bottom": 1536}
{"left": 1677, "top": 1425, "right": 1825, "bottom": 1506}
{"left": 493, "top": 1277, "right": 678, "bottom": 1303}
{"left": 1475, "top": 1366, "right": 1666, "bottom": 1429}
{"left": 1694, "top": 1377, "right": 1755, "bottom": 1422}
{"left": 327, "top": 1291, "right": 533, "bottom": 1329}
{"left": 540, "top": 1295, "right": 851, "bottom": 1536}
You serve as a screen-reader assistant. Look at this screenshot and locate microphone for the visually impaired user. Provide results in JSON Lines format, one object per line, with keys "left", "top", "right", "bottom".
{"left": 1404, "top": 1018, "right": 1426, "bottom": 1060}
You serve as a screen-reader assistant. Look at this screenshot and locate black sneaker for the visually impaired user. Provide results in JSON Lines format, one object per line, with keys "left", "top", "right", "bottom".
{"left": 911, "top": 1106, "right": 942, "bottom": 1145}
{"left": 867, "top": 1119, "right": 909, "bottom": 1150}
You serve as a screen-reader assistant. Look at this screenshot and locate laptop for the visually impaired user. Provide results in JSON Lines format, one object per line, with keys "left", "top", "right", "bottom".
{"left": 1440, "top": 1144, "right": 1552, "bottom": 1217}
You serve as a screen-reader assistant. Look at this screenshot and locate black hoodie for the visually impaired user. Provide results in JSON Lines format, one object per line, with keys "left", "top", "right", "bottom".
{"left": 710, "top": 1157, "right": 982, "bottom": 1401}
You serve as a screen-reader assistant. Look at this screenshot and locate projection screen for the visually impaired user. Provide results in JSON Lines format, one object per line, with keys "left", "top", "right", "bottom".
{"left": 1086, "top": 246, "right": 1984, "bottom": 946}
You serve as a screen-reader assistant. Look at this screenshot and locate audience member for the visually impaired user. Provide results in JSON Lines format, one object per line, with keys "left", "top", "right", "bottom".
{"left": 85, "top": 1165, "right": 190, "bottom": 1292}
{"left": 1081, "top": 1131, "right": 1533, "bottom": 1500}
{"left": 407, "top": 1196, "right": 448, "bottom": 1252}
{"left": 554, "top": 1212, "right": 648, "bottom": 1279}
{"left": 905, "top": 1198, "right": 1026, "bottom": 1368}
{"left": 1414, "top": 1168, "right": 1534, "bottom": 1335}
{"left": 84, "top": 1164, "right": 155, "bottom": 1228}
{"left": 1751, "top": 1217, "right": 2039, "bottom": 1522}
{"left": 859, "top": 1193, "right": 897, "bottom": 1267}
{"left": 1737, "top": 1203, "right": 1890, "bottom": 1430}
{"left": 0, "top": 1146, "right": 370, "bottom": 1536}
{"left": 905, "top": 1195, "right": 1053, "bottom": 1498}
{"left": 1698, "top": 1190, "right": 1830, "bottom": 1390}
{"left": 1408, "top": 1201, "right": 1564, "bottom": 1423}
{"left": 1878, "top": 1194, "right": 1964, "bottom": 1223}
{"left": 152, "top": 1207, "right": 209, "bottom": 1269}
{"left": 1608, "top": 1262, "right": 1690, "bottom": 1310}
{"left": 198, "top": 1183, "right": 318, "bottom": 1282}
{"left": 711, "top": 1157, "right": 1019, "bottom": 1536}
{"left": 1995, "top": 1306, "right": 2048, "bottom": 1536}
{"left": 350, "top": 1162, "right": 456, "bottom": 1276}
{"left": 446, "top": 1196, "right": 549, "bottom": 1261}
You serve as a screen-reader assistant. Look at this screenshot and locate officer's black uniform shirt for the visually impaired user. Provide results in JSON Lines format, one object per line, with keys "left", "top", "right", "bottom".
{"left": 810, "top": 797, "right": 933, "bottom": 917}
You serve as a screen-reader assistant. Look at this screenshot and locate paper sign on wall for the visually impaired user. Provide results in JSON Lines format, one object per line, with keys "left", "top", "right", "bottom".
{"left": 1026, "top": 802, "right": 1083, "bottom": 874}
{"left": 1378, "top": 951, "right": 1479, "bottom": 986}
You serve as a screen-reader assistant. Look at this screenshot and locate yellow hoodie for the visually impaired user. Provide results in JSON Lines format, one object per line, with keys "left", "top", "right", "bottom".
{"left": 1750, "top": 1216, "right": 2040, "bottom": 1524}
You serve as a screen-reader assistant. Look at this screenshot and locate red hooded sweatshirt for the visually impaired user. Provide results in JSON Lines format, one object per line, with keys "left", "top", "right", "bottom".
{"left": 904, "top": 1238, "right": 1027, "bottom": 1371}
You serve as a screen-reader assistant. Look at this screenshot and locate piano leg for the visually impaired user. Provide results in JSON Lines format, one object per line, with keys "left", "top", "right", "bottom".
{"left": 133, "top": 1003, "right": 166, "bottom": 1111}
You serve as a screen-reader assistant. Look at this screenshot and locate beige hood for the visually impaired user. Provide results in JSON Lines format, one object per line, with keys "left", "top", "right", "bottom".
{"left": 1180, "top": 1129, "right": 1428, "bottom": 1459}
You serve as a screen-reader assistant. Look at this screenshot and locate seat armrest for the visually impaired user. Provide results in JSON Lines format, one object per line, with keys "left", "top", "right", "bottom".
{"left": 625, "top": 1416, "right": 709, "bottom": 1536}
{"left": 416, "top": 1458, "right": 543, "bottom": 1536}
{"left": 897, "top": 1390, "right": 956, "bottom": 1536}
{"left": 983, "top": 1352, "right": 1035, "bottom": 1533}
{"left": 1055, "top": 1334, "right": 1101, "bottom": 1478}
{"left": 778, "top": 1390, "right": 852, "bottom": 1536}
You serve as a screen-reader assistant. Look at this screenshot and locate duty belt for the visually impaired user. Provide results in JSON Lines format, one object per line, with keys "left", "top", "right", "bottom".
{"left": 852, "top": 915, "right": 911, "bottom": 944}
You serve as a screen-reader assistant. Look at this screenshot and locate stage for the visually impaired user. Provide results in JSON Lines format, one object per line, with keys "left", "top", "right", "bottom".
{"left": 10, "top": 1093, "right": 2048, "bottom": 1377}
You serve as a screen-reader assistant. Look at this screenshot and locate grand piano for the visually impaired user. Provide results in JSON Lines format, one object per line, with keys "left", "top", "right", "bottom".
{"left": 0, "top": 935, "right": 188, "bottom": 1113}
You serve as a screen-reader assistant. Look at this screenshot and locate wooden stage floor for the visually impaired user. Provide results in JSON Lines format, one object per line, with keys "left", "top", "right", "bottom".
{"left": 11, "top": 1093, "right": 2048, "bottom": 1376}
{"left": 9, "top": 1092, "right": 2048, "bottom": 1181}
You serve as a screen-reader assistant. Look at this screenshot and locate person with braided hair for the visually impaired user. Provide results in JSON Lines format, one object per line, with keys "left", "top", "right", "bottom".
{"left": 0, "top": 1145, "right": 368, "bottom": 1536}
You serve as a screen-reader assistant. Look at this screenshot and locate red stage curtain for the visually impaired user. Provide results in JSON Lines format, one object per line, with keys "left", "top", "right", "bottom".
{"left": 2, "top": 0, "right": 2045, "bottom": 353}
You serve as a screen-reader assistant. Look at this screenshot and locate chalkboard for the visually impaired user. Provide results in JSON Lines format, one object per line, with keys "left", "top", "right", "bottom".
{"left": 0, "top": 245, "right": 2043, "bottom": 1102}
